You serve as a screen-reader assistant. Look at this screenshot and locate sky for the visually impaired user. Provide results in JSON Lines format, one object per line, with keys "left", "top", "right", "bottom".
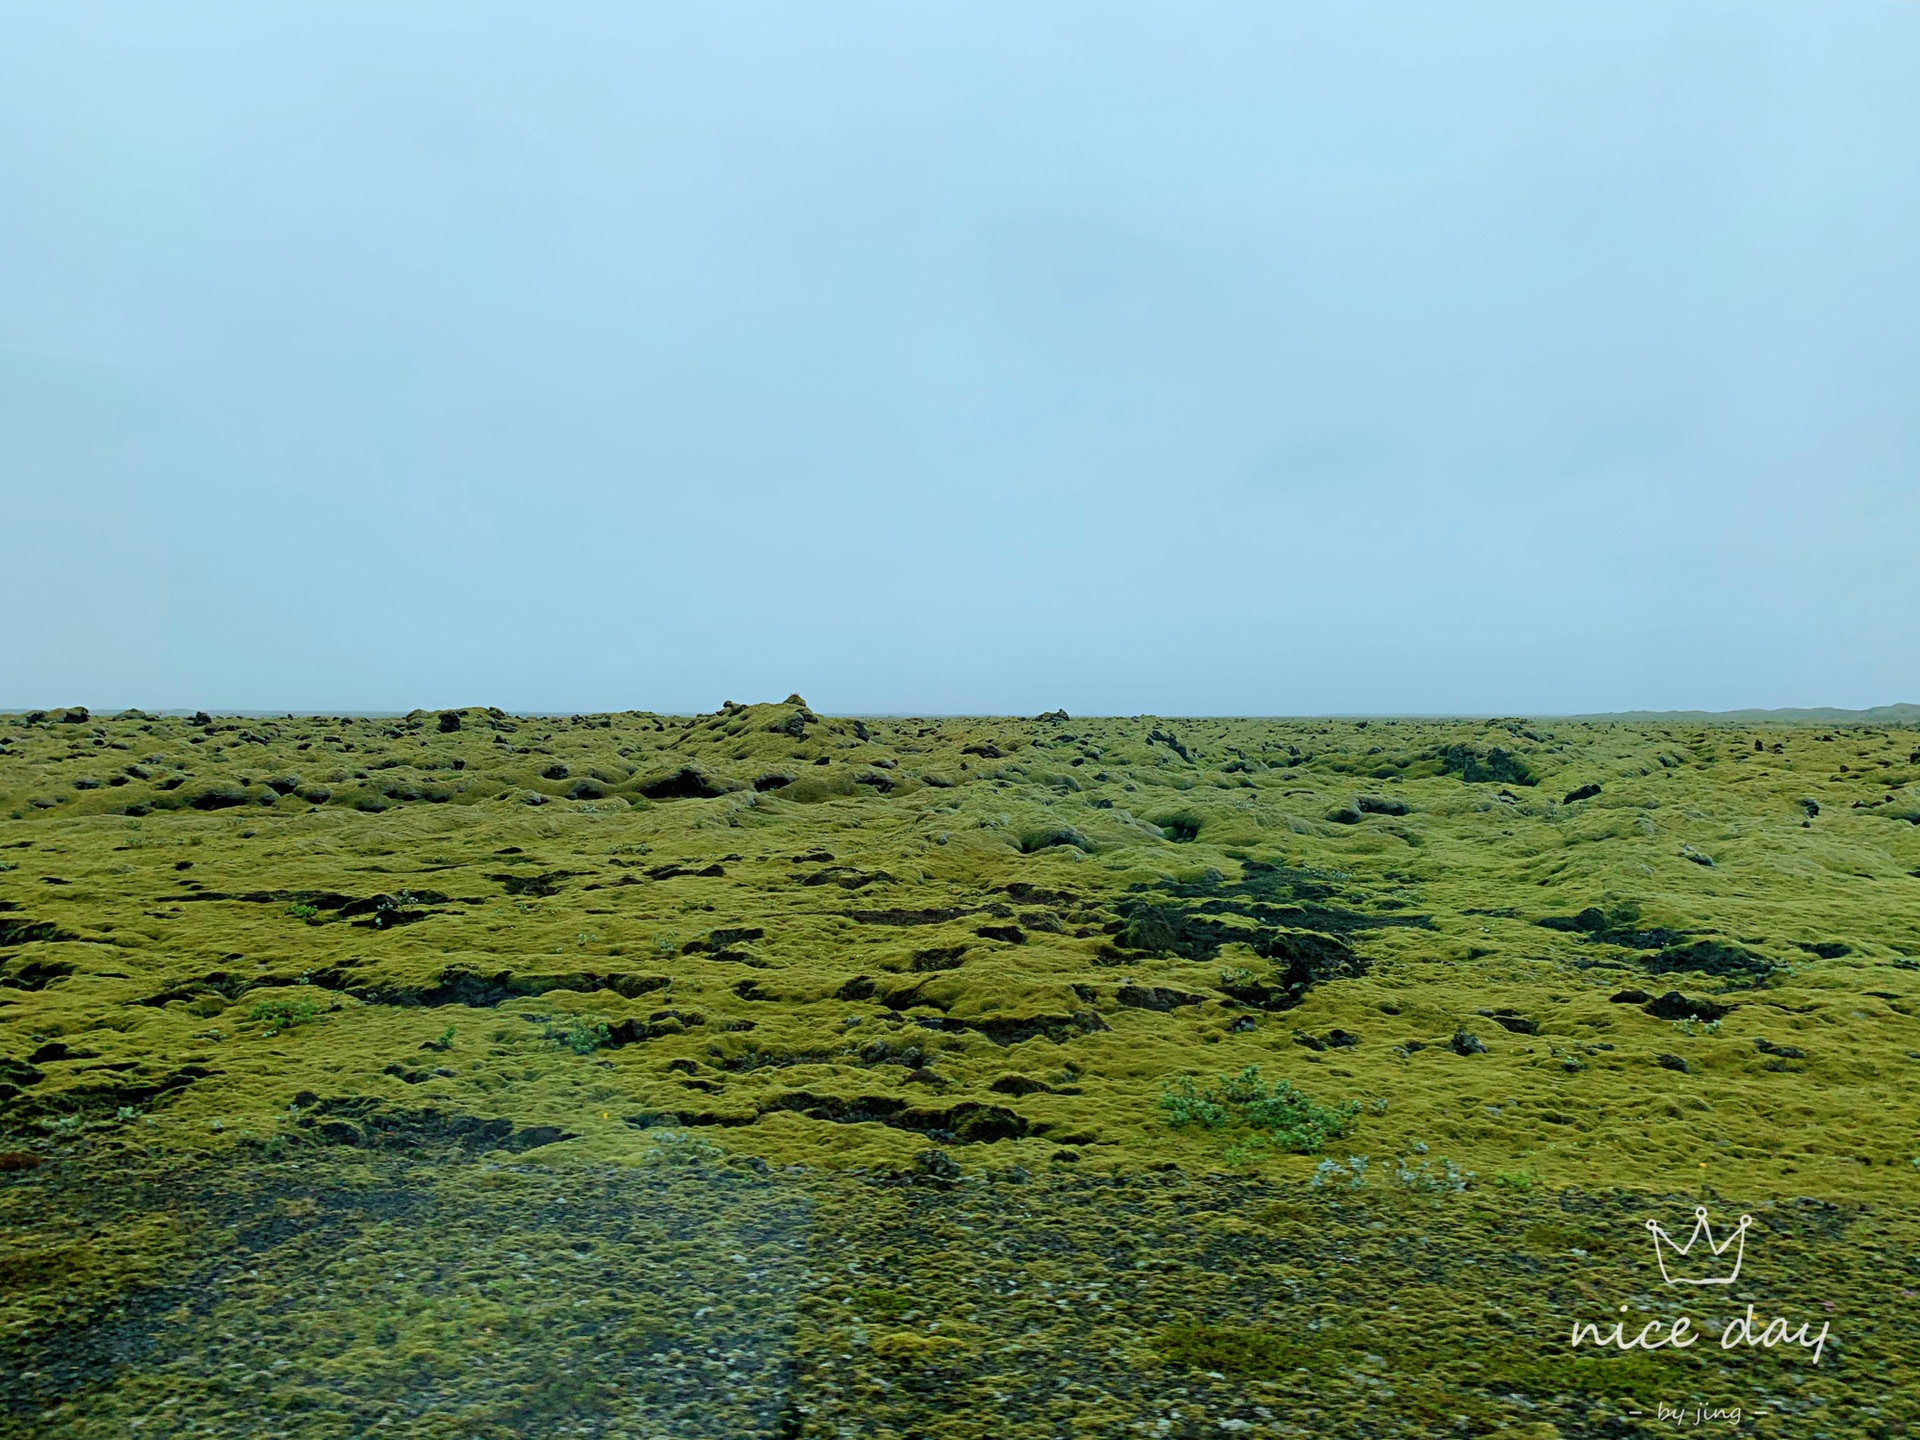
{"left": 3, "top": 2, "right": 1917, "bottom": 717}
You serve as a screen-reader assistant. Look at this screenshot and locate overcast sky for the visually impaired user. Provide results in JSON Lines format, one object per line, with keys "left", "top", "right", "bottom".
{"left": 3, "top": 2, "right": 1916, "bottom": 716}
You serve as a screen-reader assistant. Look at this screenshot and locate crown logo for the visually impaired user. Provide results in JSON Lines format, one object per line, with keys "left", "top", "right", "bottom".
{"left": 1645, "top": 1206, "right": 1753, "bottom": 1286}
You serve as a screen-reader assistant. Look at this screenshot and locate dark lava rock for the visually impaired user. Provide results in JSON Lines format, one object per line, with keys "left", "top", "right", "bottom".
{"left": 1477, "top": 1008, "right": 1539, "bottom": 1035}
{"left": 1326, "top": 805, "right": 1364, "bottom": 825}
{"left": 1296, "top": 1029, "right": 1360, "bottom": 1051}
{"left": 637, "top": 767, "right": 725, "bottom": 800}
{"left": 909, "top": 946, "right": 966, "bottom": 973}
{"left": 847, "top": 907, "right": 968, "bottom": 926}
{"left": 1017, "top": 826, "right": 1090, "bottom": 854}
{"left": 1537, "top": 906, "right": 1688, "bottom": 949}
{"left": 184, "top": 784, "right": 251, "bottom": 811}
{"left": 1645, "top": 939, "right": 1770, "bottom": 980}
{"left": 1656, "top": 1053, "right": 1692, "bottom": 1073}
{"left": 1116, "top": 985, "right": 1205, "bottom": 1012}
{"left": 437, "top": 711, "right": 462, "bottom": 732}
{"left": 975, "top": 925, "right": 1025, "bottom": 944}
{"left": 772, "top": 709, "right": 816, "bottom": 739}
{"left": 686, "top": 927, "right": 765, "bottom": 953}
{"left": 1755, "top": 1038, "right": 1807, "bottom": 1060}
{"left": 1147, "top": 728, "right": 1191, "bottom": 762}
{"left": 1609, "top": 989, "right": 1652, "bottom": 1004}
{"left": 1355, "top": 796, "right": 1410, "bottom": 816}
{"left": 1562, "top": 783, "right": 1603, "bottom": 804}
{"left": 297, "top": 1098, "right": 575, "bottom": 1153}
{"left": 1794, "top": 941, "right": 1851, "bottom": 959}
{"left": 0, "top": 919, "right": 80, "bottom": 950}
{"left": 1642, "top": 991, "right": 1730, "bottom": 1023}
{"left": 0, "top": 1057, "right": 45, "bottom": 1088}
{"left": 340, "top": 893, "right": 434, "bottom": 930}
{"left": 1156, "top": 813, "right": 1202, "bottom": 842}
{"left": 915, "top": 1148, "right": 962, "bottom": 1184}
{"left": 1437, "top": 744, "right": 1534, "bottom": 786}
{"left": 988, "top": 1074, "right": 1051, "bottom": 1096}
{"left": 0, "top": 958, "right": 77, "bottom": 989}
{"left": 1451, "top": 1028, "right": 1486, "bottom": 1056}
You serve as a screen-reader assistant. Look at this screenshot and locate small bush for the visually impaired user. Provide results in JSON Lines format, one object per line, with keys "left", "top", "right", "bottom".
{"left": 1159, "top": 1066, "right": 1358, "bottom": 1155}
{"left": 547, "top": 1018, "right": 611, "bottom": 1054}
{"left": 1310, "top": 1155, "right": 1370, "bottom": 1188}
{"left": 1394, "top": 1155, "right": 1473, "bottom": 1192}
{"left": 248, "top": 996, "right": 322, "bottom": 1036}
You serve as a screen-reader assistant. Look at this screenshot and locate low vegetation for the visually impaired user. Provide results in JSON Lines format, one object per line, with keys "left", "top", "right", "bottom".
{"left": 2, "top": 698, "right": 1918, "bottom": 1436}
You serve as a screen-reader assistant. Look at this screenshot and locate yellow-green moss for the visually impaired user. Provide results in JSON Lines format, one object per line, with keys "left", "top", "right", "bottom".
{"left": 3, "top": 703, "right": 1917, "bottom": 1435}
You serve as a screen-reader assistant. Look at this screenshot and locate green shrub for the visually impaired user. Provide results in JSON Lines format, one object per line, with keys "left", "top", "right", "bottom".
{"left": 1394, "top": 1155, "right": 1473, "bottom": 1192}
{"left": 1159, "top": 1066, "right": 1358, "bottom": 1155}
{"left": 547, "top": 1018, "right": 611, "bottom": 1054}
{"left": 248, "top": 996, "right": 323, "bottom": 1036}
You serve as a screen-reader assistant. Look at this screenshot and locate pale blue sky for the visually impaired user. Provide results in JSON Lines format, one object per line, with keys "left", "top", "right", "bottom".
{"left": 3, "top": 3, "right": 1916, "bottom": 715}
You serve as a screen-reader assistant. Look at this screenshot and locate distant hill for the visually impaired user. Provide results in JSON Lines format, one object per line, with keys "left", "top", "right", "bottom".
{"left": 1569, "top": 702, "right": 1920, "bottom": 726}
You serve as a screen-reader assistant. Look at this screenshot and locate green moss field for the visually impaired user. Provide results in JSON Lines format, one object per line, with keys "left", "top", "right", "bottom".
{"left": 4, "top": 698, "right": 1919, "bottom": 1439}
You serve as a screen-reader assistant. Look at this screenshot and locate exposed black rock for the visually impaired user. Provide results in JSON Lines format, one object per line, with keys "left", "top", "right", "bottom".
{"left": 1451, "top": 1028, "right": 1486, "bottom": 1056}
{"left": 1642, "top": 991, "right": 1730, "bottom": 1023}
{"left": 1355, "top": 796, "right": 1410, "bottom": 816}
{"left": 1476, "top": 1009, "right": 1539, "bottom": 1035}
{"left": 1115, "top": 985, "right": 1204, "bottom": 1012}
{"left": 1644, "top": 939, "right": 1771, "bottom": 981}
{"left": 1436, "top": 744, "right": 1535, "bottom": 786}
{"left": 637, "top": 768, "right": 725, "bottom": 800}
{"left": 1794, "top": 941, "right": 1851, "bottom": 959}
